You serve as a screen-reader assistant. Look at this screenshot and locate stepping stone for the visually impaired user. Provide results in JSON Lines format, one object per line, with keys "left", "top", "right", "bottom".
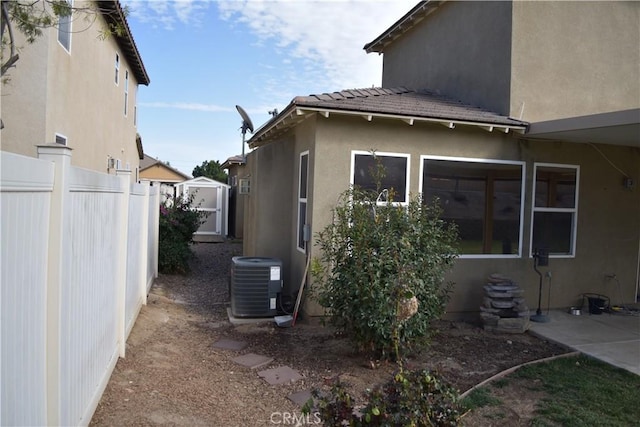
{"left": 257, "top": 366, "right": 303, "bottom": 385}
{"left": 232, "top": 353, "right": 274, "bottom": 370}
{"left": 287, "top": 389, "right": 313, "bottom": 406}
{"left": 212, "top": 338, "right": 248, "bottom": 351}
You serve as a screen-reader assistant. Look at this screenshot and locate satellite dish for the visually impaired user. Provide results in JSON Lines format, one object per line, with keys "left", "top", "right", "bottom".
{"left": 235, "top": 105, "right": 254, "bottom": 157}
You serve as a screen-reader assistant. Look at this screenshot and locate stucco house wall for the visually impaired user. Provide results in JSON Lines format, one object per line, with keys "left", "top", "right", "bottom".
{"left": 510, "top": 1, "right": 640, "bottom": 121}
{"left": 246, "top": 113, "right": 639, "bottom": 317}
{"left": 380, "top": 1, "right": 640, "bottom": 121}
{"left": 381, "top": 1, "right": 513, "bottom": 116}
{"left": 244, "top": 136, "right": 296, "bottom": 291}
{"left": 1, "top": 0, "right": 148, "bottom": 182}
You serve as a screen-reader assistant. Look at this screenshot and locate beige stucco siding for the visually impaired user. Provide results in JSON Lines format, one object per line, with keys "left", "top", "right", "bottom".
{"left": 381, "top": 1, "right": 513, "bottom": 115}
{"left": 2, "top": 1, "right": 141, "bottom": 181}
{"left": 511, "top": 1, "right": 640, "bottom": 121}
{"left": 140, "top": 165, "right": 187, "bottom": 182}
{"left": 304, "top": 115, "right": 639, "bottom": 317}
{"left": 1, "top": 30, "right": 49, "bottom": 157}
{"left": 244, "top": 136, "right": 296, "bottom": 291}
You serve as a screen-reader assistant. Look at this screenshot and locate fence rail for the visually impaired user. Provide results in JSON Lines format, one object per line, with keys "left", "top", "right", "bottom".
{"left": 1, "top": 145, "right": 160, "bottom": 426}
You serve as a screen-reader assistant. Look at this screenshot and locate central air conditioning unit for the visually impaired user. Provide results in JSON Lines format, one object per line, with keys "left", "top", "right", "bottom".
{"left": 230, "top": 256, "right": 283, "bottom": 317}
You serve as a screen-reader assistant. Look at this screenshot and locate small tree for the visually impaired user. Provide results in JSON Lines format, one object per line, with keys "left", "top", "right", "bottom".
{"left": 158, "top": 194, "right": 207, "bottom": 274}
{"left": 313, "top": 185, "right": 459, "bottom": 359}
{"left": 192, "top": 160, "right": 228, "bottom": 183}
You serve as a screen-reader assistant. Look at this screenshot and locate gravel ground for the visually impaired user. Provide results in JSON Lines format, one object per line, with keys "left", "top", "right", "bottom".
{"left": 90, "top": 242, "right": 570, "bottom": 426}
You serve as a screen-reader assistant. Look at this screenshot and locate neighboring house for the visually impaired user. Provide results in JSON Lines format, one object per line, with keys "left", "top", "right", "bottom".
{"left": 222, "top": 154, "right": 249, "bottom": 239}
{"left": 242, "top": 0, "right": 640, "bottom": 317}
{"left": 139, "top": 154, "right": 191, "bottom": 202}
{"left": 1, "top": 0, "right": 150, "bottom": 182}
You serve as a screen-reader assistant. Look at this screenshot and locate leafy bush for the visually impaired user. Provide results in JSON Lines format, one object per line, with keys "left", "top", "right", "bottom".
{"left": 312, "top": 186, "right": 459, "bottom": 358}
{"left": 158, "top": 194, "right": 207, "bottom": 274}
{"left": 307, "top": 369, "right": 462, "bottom": 426}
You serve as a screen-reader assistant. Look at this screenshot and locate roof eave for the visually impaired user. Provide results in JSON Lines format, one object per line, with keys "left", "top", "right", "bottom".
{"left": 364, "top": 1, "right": 443, "bottom": 54}
{"left": 97, "top": 0, "right": 150, "bottom": 86}
{"left": 248, "top": 106, "right": 527, "bottom": 148}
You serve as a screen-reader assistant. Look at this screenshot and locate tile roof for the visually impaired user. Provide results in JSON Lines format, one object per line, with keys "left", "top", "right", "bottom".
{"left": 291, "top": 87, "right": 527, "bottom": 126}
{"left": 221, "top": 155, "right": 246, "bottom": 169}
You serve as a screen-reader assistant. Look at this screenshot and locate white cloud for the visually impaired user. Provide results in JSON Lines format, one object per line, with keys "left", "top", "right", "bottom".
{"left": 123, "top": 0, "right": 213, "bottom": 29}
{"left": 217, "top": 0, "right": 415, "bottom": 93}
{"left": 139, "top": 101, "right": 232, "bottom": 112}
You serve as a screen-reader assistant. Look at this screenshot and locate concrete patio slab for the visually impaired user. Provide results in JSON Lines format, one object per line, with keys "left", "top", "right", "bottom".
{"left": 287, "top": 389, "right": 313, "bottom": 406}
{"left": 211, "top": 338, "right": 248, "bottom": 351}
{"left": 231, "top": 353, "right": 274, "bottom": 370}
{"left": 530, "top": 310, "right": 640, "bottom": 375}
{"left": 257, "top": 366, "right": 303, "bottom": 385}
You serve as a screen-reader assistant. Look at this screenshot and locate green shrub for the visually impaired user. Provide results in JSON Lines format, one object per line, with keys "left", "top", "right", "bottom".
{"left": 158, "top": 194, "right": 207, "bottom": 274}
{"left": 307, "top": 369, "right": 462, "bottom": 426}
{"left": 312, "top": 185, "right": 459, "bottom": 358}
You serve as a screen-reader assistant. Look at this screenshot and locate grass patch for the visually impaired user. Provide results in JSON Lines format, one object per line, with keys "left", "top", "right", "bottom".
{"left": 492, "top": 378, "right": 509, "bottom": 389}
{"left": 461, "top": 387, "right": 502, "bottom": 410}
{"left": 513, "top": 355, "right": 640, "bottom": 426}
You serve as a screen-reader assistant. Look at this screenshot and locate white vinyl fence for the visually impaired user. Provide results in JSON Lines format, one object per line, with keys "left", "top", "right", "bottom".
{"left": 1, "top": 145, "right": 160, "bottom": 426}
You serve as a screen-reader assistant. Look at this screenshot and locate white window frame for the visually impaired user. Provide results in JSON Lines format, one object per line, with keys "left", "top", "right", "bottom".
{"left": 419, "top": 155, "right": 526, "bottom": 259}
{"left": 239, "top": 179, "right": 250, "bottom": 195}
{"left": 530, "top": 163, "right": 580, "bottom": 258}
{"left": 57, "top": 0, "right": 72, "bottom": 53}
{"left": 350, "top": 150, "right": 410, "bottom": 206}
{"left": 55, "top": 133, "right": 68, "bottom": 146}
{"left": 297, "top": 151, "right": 309, "bottom": 253}
{"left": 115, "top": 53, "right": 120, "bottom": 85}
{"left": 124, "top": 70, "right": 129, "bottom": 116}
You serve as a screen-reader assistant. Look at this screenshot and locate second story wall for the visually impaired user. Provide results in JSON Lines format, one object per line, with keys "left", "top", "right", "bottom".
{"left": 1, "top": 0, "right": 145, "bottom": 181}
{"left": 510, "top": 1, "right": 640, "bottom": 122}
{"left": 381, "top": 1, "right": 513, "bottom": 116}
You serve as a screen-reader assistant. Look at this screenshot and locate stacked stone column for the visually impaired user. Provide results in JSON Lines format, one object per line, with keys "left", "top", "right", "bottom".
{"left": 480, "top": 273, "right": 530, "bottom": 333}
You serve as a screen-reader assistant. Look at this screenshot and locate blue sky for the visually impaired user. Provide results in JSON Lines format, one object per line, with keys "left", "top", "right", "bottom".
{"left": 122, "top": 0, "right": 416, "bottom": 176}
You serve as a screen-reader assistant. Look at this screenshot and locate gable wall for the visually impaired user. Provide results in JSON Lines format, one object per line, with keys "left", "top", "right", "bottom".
{"left": 510, "top": 1, "right": 640, "bottom": 122}
{"left": 307, "top": 115, "right": 639, "bottom": 317}
{"left": 381, "top": 1, "right": 513, "bottom": 115}
{"left": 139, "top": 164, "right": 187, "bottom": 182}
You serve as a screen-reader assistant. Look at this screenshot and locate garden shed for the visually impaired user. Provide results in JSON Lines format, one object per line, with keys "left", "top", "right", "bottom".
{"left": 176, "top": 176, "right": 230, "bottom": 242}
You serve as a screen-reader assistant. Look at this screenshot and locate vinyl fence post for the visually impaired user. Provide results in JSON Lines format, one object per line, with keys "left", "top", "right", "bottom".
{"left": 36, "top": 144, "right": 73, "bottom": 427}
{"left": 115, "top": 170, "right": 131, "bottom": 358}
{"left": 151, "top": 182, "right": 160, "bottom": 279}
{"left": 139, "top": 183, "right": 150, "bottom": 304}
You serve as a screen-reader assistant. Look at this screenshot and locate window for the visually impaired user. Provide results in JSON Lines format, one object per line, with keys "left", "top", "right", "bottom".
{"left": 421, "top": 156, "right": 525, "bottom": 257}
{"left": 55, "top": 134, "right": 67, "bottom": 146}
{"left": 230, "top": 176, "right": 238, "bottom": 187}
{"left": 57, "top": 0, "right": 72, "bottom": 52}
{"left": 124, "top": 70, "right": 129, "bottom": 116}
{"left": 532, "top": 164, "right": 579, "bottom": 257}
{"left": 115, "top": 53, "right": 120, "bottom": 85}
{"left": 351, "top": 151, "right": 410, "bottom": 204}
{"left": 297, "top": 151, "right": 309, "bottom": 252}
{"left": 239, "top": 179, "right": 250, "bottom": 194}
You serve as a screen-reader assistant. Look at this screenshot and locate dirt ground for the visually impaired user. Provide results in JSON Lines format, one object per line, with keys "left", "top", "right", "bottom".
{"left": 90, "top": 242, "right": 570, "bottom": 426}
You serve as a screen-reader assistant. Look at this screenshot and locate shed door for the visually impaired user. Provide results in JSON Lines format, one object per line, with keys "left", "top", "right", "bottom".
{"left": 189, "top": 185, "right": 223, "bottom": 235}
